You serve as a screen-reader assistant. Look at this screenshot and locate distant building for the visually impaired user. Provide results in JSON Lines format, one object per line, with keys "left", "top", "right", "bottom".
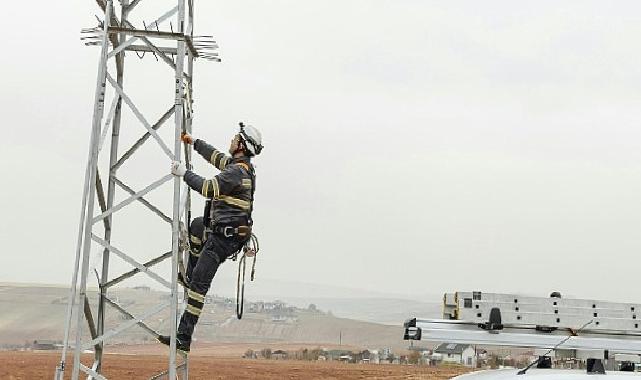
{"left": 360, "top": 349, "right": 371, "bottom": 363}
{"left": 272, "top": 349, "right": 288, "bottom": 360}
{"left": 368, "top": 350, "right": 380, "bottom": 364}
{"left": 249, "top": 301, "right": 265, "bottom": 313}
{"left": 379, "top": 347, "right": 392, "bottom": 361}
{"left": 434, "top": 343, "right": 476, "bottom": 367}
{"left": 325, "top": 349, "right": 353, "bottom": 361}
{"left": 409, "top": 346, "right": 434, "bottom": 365}
{"left": 32, "top": 340, "right": 62, "bottom": 350}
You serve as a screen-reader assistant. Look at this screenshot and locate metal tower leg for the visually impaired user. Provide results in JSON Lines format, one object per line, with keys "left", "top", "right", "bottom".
{"left": 94, "top": 1, "right": 127, "bottom": 374}
{"left": 71, "top": 2, "right": 114, "bottom": 379}
{"left": 54, "top": 2, "right": 114, "bottom": 373}
{"left": 169, "top": 2, "right": 187, "bottom": 378}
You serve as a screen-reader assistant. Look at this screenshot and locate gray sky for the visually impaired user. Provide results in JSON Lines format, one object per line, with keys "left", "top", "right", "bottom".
{"left": 2, "top": 0, "right": 641, "bottom": 303}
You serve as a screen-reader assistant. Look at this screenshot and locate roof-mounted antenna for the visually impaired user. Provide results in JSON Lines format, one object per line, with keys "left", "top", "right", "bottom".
{"left": 517, "top": 319, "right": 594, "bottom": 375}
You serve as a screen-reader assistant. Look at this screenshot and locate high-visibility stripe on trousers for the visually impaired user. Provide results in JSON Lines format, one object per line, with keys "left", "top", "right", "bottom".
{"left": 186, "top": 289, "right": 205, "bottom": 317}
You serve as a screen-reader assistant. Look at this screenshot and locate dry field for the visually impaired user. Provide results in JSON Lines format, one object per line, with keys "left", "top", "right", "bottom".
{"left": 0, "top": 350, "right": 470, "bottom": 380}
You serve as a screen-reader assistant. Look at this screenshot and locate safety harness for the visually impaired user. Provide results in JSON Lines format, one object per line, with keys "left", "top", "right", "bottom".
{"left": 231, "top": 160, "right": 258, "bottom": 319}
{"left": 206, "top": 161, "right": 254, "bottom": 238}
{"left": 178, "top": 222, "right": 260, "bottom": 321}
{"left": 201, "top": 159, "right": 259, "bottom": 319}
{"left": 212, "top": 225, "right": 251, "bottom": 238}
{"left": 233, "top": 233, "right": 259, "bottom": 319}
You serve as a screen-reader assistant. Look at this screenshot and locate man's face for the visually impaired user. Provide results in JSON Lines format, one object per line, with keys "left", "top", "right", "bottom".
{"left": 229, "top": 134, "right": 241, "bottom": 155}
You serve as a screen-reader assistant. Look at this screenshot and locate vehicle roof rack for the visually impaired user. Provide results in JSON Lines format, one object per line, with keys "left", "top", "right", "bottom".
{"left": 405, "top": 291, "right": 641, "bottom": 354}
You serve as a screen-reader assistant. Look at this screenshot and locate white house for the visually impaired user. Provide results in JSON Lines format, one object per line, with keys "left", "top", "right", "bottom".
{"left": 368, "top": 350, "right": 380, "bottom": 364}
{"left": 434, "top": 343, "right": 476, "bottom": 367}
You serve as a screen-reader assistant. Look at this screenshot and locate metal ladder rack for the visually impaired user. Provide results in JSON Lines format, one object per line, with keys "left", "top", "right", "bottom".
{"left": 445, "top": 291, "right": 641, "bottom": 332}
{"left": 405, "top": 292, "right": 641, "bottom": 355}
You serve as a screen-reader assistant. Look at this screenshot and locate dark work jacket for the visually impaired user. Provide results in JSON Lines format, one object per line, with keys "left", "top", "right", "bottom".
{"left": 183, "top": 139, "right": 255, "bottom": 226}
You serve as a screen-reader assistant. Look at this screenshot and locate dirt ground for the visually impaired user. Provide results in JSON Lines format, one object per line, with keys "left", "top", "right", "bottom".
{"left": 0, "top": 351, "right": 471, "bottom": 380}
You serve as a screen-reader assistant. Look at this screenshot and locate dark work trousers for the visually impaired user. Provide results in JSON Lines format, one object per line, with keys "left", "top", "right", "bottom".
{"left": 177, "top": 233, "right": 244, "bottom": 344}
{"left": 184, "top": 245, "right": 200, "bottom": 282}
{"left": 185, "top": 217, "right": 205, "bottom": 282}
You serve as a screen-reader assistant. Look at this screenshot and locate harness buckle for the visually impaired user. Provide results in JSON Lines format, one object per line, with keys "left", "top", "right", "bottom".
{"left": 223, "top": 226, "right": 235, "bottom": 237}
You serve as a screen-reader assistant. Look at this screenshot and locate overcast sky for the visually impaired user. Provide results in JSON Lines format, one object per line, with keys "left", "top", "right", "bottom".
{"left": 1, "top": 1, "right": 641, "bottom": 303}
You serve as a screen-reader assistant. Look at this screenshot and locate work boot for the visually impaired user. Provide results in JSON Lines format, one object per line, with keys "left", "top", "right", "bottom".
{"left": 157, "top": 335, "right": 190, "bottom": 355}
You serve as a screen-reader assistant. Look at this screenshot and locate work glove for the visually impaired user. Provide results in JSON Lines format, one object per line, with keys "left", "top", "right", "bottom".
{"left": 171, "top": 161, "right": 187, "bottom": 176}
{"left": 181, "top": 132, "right": 194, "bottom": 145}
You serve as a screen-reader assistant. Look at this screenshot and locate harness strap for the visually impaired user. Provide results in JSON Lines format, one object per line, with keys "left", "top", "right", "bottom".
{"left": 235, "top": 233, "right": 259, "bottom": 320}
{"left": 212, "top": 225, "right": 251, "bottom": 238}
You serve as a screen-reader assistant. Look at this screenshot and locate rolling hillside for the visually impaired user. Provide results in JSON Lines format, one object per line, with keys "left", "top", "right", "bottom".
{"left": 0, "top": 283, "right": 434, "bottom": 351}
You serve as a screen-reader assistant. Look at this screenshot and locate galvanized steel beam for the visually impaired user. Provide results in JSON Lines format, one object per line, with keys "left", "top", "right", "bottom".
{"left": 112, "top": 178, "right": 172, "bottom": 223}
{"left": 102, "top": 251, "right": 172, "bottom": 289}
{"left": 104, "top": 296, "right": 162, "bottom": 338}
{"left": 91, "top": 234, "right": 172, "bottom": 288}
{"left": 112, "top": 106, "right": 174, "bottom": 171}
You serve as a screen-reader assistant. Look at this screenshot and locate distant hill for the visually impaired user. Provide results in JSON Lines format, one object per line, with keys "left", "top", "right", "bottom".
{"left": 0, "top": 283, "right": 437, "bottom": 351}
{"left": 282, "top": 296, "right": 442, "bottom": 325}
{"left": 204, "top": 274, "right": 444, "bottom": 325}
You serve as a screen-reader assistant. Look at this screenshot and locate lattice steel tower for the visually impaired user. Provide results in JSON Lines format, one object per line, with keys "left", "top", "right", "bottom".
{"left": 55, "top": 0, "right": 218, "bottom": 379}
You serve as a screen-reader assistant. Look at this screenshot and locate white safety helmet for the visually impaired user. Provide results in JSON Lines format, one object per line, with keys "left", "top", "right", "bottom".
{"left": 238, "top": 122, "right": 263, "bottom": 156}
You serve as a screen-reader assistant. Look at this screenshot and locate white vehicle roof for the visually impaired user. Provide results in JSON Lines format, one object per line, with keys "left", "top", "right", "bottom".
{"left": 452, "top": 369, "right": 641, "bottom": 379}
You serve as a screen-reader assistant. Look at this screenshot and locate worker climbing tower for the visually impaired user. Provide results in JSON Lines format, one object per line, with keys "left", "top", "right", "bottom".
{"left": 55, "top": 1, "right": 218, "bottom": 379}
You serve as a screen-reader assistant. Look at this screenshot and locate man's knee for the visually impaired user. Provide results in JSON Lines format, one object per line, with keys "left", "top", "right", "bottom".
{"left": 208, "top": 249, "right": 225, "bottom": 265}
{"left": 203, "top": 235, "right": 233, "bottom": 264}
{"left": 189, "top": 217, "right": 205, "bottom": 257}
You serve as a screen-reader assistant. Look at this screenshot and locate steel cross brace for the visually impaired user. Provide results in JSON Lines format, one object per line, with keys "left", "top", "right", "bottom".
{"left": 113, "top": 19, "right": 193, "bottom": 79}
{"left": 91, "top": 174, "right": 173, "bottom": 224}
{"left": 113, "top": 177, "right": 172, "bottom": 224}
{"left": 95, "top": 171, "right": 111, "bottom": 231}
{"left": 112, "top": 106, "right": 174, "bottom": 171}
{"left": 105, "top": 73, "right": 173, "bottom": 158}
{"left": 103, "top": 251, "right": 172, "bottom": 289}
{"left": 108, "top": 6, "right": 179, "bottom": 58}
{"left": 79, "top": 364, "right": 108, "bottom": 380}
{"left": 117, "top": 19, "right": 196, "bottom": 78}
{"left": 82, "top": 301, "right": 169, "bottom": 351}
{"left": 126, "top": 0, "right": 144, "bottom": 13}
{"left": 91, "top": 234, "right": 172, "bottom": 289}
{"left": 104, "top": 295, "right": 163, "bottom": 338}
{"left": 98, "top": 95, "right": 120, "bottom": 154}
